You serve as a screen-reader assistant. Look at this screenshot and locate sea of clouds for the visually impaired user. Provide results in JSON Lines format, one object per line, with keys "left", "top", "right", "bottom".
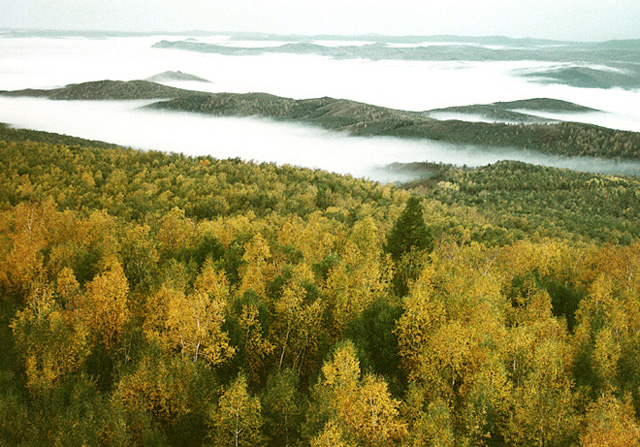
{"left": 1, "top": 34, "right": 639, "bottom": 182}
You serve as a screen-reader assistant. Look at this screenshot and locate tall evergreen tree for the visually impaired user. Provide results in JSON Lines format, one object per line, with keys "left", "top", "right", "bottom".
{"left": 385, "top": 196, "right": 432, "bottom": 296}
{"left": 384, "top": 196, "right": 432, "bottom": 262}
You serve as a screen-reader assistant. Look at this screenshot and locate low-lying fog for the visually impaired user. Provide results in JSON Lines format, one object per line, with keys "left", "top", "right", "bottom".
{"left": 1, "top": 97, "right": 639, "bottom": 182}
{"left": 1, "top": 34, "right": 640, "bottom": 182}
{"left": 1, "top": 36, "right": 640, "bottom": 132}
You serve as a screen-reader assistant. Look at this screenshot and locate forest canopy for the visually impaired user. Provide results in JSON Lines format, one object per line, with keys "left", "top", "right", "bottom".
{"left": 1, "top": 128, "right": 640, "bottom": 446}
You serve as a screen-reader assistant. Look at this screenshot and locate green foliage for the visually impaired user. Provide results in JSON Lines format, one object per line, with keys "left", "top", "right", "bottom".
{"left": 346, "top": 297, "right": 403, "bottom": 391}
{"left": 385, "top": 196, "right": 432, "bottom": 296}
{"left": 384, "top": 196, "right": 432, "bottom": 261}
{"left": 262, "top": 369, "right": 304, "bottom": 446}
{"left": 420, "top": 160, "right": 640, "bottom": 244}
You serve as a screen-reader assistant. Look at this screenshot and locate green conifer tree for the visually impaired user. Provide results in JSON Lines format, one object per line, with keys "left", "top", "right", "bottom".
{"left": 385, "top": 197, "right": 432, "bottom": 261}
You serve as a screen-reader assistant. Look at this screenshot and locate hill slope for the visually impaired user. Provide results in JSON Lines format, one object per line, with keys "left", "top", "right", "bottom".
{"left": 145, "top": 71, "right": 212, "bottom": 83}
{"left": 148, "top": 92, "right": 640, "bottom": 160}
{"left": 3, "top": 80, "right": 640, "bottom": 160}
{"left": 0, "top": 80, "right": 198, "bottom": 100}
{"left": 428, "top": 98, "right": 598, "bottom": 123}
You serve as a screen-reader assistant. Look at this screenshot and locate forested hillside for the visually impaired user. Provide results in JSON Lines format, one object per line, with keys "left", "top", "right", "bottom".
{"left": 0, "top": 80, "right": 198, "bottom": 100}
{"left": 4, "top": 80, "right": 640, "bottom": 159}
{"left": 1, "top": 129, "right": 640, "bottom": 446}
{"left": 408, "top": 160, "right": 640, "bottom": 244}
{"left": 428, "top": 98, "right": 597, "bottom": 123}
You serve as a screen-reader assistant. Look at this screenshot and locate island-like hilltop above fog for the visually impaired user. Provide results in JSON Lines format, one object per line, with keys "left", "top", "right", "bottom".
{"left": 2, "top": 79, "right": 639, "bottom": 160}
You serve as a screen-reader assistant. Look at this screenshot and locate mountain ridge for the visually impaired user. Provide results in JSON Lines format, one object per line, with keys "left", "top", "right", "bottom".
{"left": 2, "top": 80, "right": 639, "bottom": 160}
{"left": 0, "top": 80, "right": 199, "bottom": 100}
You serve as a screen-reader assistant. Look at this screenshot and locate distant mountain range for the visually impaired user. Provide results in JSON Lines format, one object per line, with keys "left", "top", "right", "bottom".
{"left": 3, "top": 30, "right": 638, "bottom": 89}
{"left": 148, "top": 35, "right": 640, "bottom": 89}
{"left": 151, "top": 38, "right": 640, "bottom": 63}
{"left": 518, "top": 65, "right": 640, "bottom": 89}
{"left": 2, "top": 29, "right": 638, "bottom": 46}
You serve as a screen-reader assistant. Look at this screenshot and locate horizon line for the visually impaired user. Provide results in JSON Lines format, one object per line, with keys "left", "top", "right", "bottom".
{"left": 2, "top": 27, "right": 639, "bottom": 44}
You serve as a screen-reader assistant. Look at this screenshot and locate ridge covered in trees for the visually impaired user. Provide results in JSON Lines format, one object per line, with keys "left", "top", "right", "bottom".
{"left": 405, "top": 160, "right": 640, "bottom": 244}
{"left": 428, "top": 98, "right": 598, "bottom": 123}
{"left": 3, "top": 80, "right": 640, "bottom": 159}
{"left": 1, "top": 128, "right": 640, "bottom": 446}
{"left": 0, "top": 80, "right": 199, "bottom": 100}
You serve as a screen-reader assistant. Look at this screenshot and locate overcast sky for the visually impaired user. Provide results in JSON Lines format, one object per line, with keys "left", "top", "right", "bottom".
{"left": 1, "top": 0, "right": 639, "bottom": 42}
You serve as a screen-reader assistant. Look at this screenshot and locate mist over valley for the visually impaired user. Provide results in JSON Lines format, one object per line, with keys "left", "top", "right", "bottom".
{"left": 1, "top": 32, "right": 640, "bottom": 182}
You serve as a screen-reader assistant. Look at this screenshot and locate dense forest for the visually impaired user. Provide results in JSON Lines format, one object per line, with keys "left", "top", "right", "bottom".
{"left": 408, "top": 160, "right": 640, "bottom": 244}
{"left": 1, "top": 128, "right": 640, "bottom": 446}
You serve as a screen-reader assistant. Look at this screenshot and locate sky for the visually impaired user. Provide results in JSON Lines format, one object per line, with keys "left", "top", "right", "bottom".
{"left": 1, "top": 0, "right": 639, "bottom": 42}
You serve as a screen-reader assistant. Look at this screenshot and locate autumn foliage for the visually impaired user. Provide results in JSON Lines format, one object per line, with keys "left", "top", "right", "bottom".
{"left": 1, "top": 132, "right": 640, "bottom": 445}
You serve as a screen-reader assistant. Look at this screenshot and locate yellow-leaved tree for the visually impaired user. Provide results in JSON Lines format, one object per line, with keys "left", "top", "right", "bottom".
{"left": 354, "top": 373, "right": 407, "bottom": 447}
{"left": 505, "top": 338, "right": 579, "bottom": 447}
{"left": 76, "top": 257, "right": 130, "bottom": 351}
{"left": 0, "top": 201, "right": 56, "bottom": 300}
{"left": 311, "top": 342, "right": 406, "bottom": 447}
{"left": 409, "top": 399, "right": 455, "bottom": 447}
{"left": 143, "top": 259, "right": 234, "bottom": 365}
{"left": 580, "top": 394, "right": 640, "bottom": 447}
{"left": 324, "top": 218, "right": 392, "bottom": 336}
{"left": 395, "top": 265, "right": 445, "bottom": 384}
{"left": 164, "top": 261, "right": 234, "bottom": 365}
{"left": 210, "top": 373, "right": 264, "bottom": 447}
{"left": 11, "top": 284, "right": 89, "bottom": 394}
{"left": 238, "top": 303, "right": 274, "bottom": 382}
{"left": 311, "top": 420, "right": 355, "bottom": 447}
{"left": 574, "top": 274, "right": 629, "bottom": 393}
{"left": 157, "top": 207, "right": 194, "bottom": 258}
{"left": 272, "top": 266, "right": 324, "bottom": 374}
{"left": 239, "top": 233, "right": 272, "bottom": 299}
